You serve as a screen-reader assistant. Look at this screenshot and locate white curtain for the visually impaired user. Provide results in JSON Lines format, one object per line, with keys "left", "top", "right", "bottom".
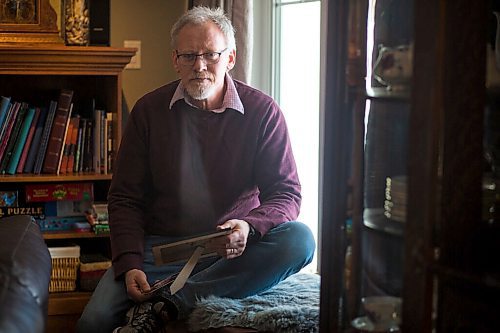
{"left": 191, "top": 0, "right": 253, "bottom": 83}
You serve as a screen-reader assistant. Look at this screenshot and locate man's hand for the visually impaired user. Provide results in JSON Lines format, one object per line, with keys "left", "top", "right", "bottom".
{"left": 125, "top": 269, "right": 153, "bottom": 302}
{"left": 212, "top": 219, "right": 251, "bottom": 259}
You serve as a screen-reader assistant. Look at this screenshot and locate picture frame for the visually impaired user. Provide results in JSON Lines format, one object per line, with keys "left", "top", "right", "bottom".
{"left": 0, "top": 0, "right": 63, "bottom": 44}
{"left": 152, "top": 228, "right": 232, "bottom": 266}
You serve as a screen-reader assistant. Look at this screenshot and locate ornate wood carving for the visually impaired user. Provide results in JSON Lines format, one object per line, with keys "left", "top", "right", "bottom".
{"left": 0, "top": 0, "right": 63, "bottom": 44}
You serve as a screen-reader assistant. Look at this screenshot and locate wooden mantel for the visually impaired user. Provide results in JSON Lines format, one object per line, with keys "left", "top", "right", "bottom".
{"left": 0, "top": 45, "right": 136, "bottom": 74}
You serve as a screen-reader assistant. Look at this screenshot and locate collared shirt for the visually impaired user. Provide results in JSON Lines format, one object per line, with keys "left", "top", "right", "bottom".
{"left": 169, "top": 73, "right": 245, "bottom": 114}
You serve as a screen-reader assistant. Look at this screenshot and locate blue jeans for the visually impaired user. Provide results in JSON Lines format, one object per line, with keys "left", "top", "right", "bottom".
{"left": 76, "top": 221, "right": 315, "bottom": 333}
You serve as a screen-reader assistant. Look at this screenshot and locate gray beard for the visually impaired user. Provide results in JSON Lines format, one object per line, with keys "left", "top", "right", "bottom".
{"left": 186, "top": 83, "right": 215, "bottom": 100}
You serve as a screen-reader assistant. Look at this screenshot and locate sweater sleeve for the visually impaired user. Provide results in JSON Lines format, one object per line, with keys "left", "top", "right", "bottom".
{"left": 107, "top": 102, "right": 151, "bottom": 279}
{"left": 242, "top": 101, "right": 301, "bottom": 236}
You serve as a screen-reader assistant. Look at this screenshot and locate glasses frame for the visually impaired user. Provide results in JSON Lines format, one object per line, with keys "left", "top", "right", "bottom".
{"left": 175, "top": 48, "right": 228, "bottom": 66}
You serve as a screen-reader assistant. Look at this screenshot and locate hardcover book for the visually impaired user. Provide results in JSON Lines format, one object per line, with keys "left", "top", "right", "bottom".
{"left": 0, "top": 102, "right": 21, "bottom": 164}
{"left": 0, "top": 96, "right": 11, "bottom": 131}
{"left": 42, "top": 89, "right": 74, "bottom": 174}
{"left": 82, "top": 119, "right": 93, "bottom": 172}
{"left": 56, "top": 103, "right": 73, "bottom": 175}
{"left": 66, "top": 116, "right": 80, "bottom": 173}
{"left": 33, "top": 101, "right": 58, "bottom": 174}
{"left": 16, "top": 107, "right": 41, "bottom": 173}
{"left": 23, "top": 106, "right": 48, "bottom": 174}
{"left": 59, "top": 113, "right": 75, "bottom": 174}
{"left": 6, "top": 107, "right": 36, "bottom": 175}
{"left": 74, "top": 118, "right": 85, "bottom": 172}
{"left": 0, "top": 103, "right": 28, "bottom": 173}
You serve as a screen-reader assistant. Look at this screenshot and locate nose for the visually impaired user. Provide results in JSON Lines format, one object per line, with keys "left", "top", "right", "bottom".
{"left": 192, "top": 55, "right": 208, "bottom": 71}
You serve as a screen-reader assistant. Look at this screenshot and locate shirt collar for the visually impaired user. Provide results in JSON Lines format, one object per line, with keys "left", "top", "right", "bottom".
{"left": 169, "top": 73, "right": 244, "bottom": 114}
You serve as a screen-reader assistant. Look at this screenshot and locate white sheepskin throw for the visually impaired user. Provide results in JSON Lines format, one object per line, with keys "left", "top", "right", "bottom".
{"left": 187, "top": 273, "right": 320, "bottom": 332}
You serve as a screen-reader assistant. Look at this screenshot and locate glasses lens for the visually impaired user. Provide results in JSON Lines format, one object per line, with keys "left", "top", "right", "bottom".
{"left": 178, "top": 54, "right": 196, "bottom": 65}
{"left": 177, "top": 50, "right": 223, "bottom": 66}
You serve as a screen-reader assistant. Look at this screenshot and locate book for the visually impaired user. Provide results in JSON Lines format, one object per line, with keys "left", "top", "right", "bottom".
{"left": 23, "top": 106, "right": 48, "bottom": 173}
{"left": 0, "top": 102, "right": 21, "bottom": 164}
{"left": 0, "top": 96, "right": 10, "bottom": 131}
{"left": 106, "top": 112, "right": 114, "bottom": 173}
{"left": 0, "top": 103, "right": 13, "bottom": 144}
{"left": 42, "top": 89, "right": 74, "bottom": 173}
{"left": 59, "top": 112, "right": 75, "bottom": 174}
{"left": 152, "top": 228, "right": 232, "bottom": 266}
{"left": 5, "top": 107, "right": 36, "bottom": 174}
{"left": 56, "top": 103, "right": 73, "bottom": 175}
{"left": 93, "top": 109, "right": 102, "bottom": 173}
{"left": 74, "top": 118, "right": 85, "bottom": 172}
{"left": 33, "top": 100, "right": 57, "bottom": 174}
{"left": 0, "top": 103, "right": 28, "bottom": 173}
{"left": 83, "top": 119, "right": 93, "bottom": 172}
{"left": 25, "top": 182, "right": 94, "bottom": 202}
{"left": 16, "top": 107, "right": 41, "bottom": 173}
{"left": 103, "top": 111, "right": 108, "bottom": 174}
{"left": 66, "top": 115, "right": 80, "bottom": 173}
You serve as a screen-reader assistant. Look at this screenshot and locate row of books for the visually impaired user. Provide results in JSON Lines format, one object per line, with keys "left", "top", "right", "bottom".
{"left": 0, "top": 91, "right": 114, "bottom": 175}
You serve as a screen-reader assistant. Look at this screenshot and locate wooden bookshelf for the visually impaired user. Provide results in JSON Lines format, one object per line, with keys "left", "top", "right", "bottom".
{"left": 0, "top": 44, "right": 134, "bottom": 332}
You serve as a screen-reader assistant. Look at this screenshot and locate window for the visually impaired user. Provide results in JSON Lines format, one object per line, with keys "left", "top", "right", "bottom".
{"left": 252, "top": 0, "right": 321, "bottom": 271}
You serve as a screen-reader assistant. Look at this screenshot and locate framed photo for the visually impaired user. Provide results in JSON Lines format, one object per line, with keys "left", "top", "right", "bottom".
{"left": 152, "top": 228, "right": 232, "bottom": 266}
{"left": 0, "top": 0, "right": 63, "bottom": 43}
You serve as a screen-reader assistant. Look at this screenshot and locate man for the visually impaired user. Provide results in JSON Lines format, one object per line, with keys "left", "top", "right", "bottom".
{"left": 77, "top": 6, "right": 315, "bottom": 333}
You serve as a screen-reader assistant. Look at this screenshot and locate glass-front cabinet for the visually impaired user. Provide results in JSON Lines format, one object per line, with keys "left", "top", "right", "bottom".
{"left": 320, "top": 0, "right": 499, "bottom": 332}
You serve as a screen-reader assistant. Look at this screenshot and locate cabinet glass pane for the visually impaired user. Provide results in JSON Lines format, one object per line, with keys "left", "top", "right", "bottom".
{"left": 350, "top": 0, "right": 413, "bottom": 331}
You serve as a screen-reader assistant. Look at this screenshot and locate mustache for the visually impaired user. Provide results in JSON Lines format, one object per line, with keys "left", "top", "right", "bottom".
{"left": 191, "top": 74, "right": 213, "bottom": 80}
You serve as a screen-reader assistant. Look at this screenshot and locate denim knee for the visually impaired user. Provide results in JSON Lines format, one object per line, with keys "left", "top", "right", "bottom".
{"left": 272, "top": 221, "right": 316, "bottom": 267}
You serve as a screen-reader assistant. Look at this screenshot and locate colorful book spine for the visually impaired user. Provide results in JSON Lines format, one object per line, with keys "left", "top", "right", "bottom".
{"left": 0, "top": 96, "right": 11, "bottom": 131}
{"left": 93, "top": 109, "right": 102, "bottom": 174}
{"left": 74, "top": 118, "right": 85, "bottom": 172}
{"left": 83, "top": 119, "right": 93, "bottom": 172}
{"left": 106, "top": 112, "right": 113, "bottom": 173}
{"left": 42, "top": 89, "right": 74, "bottom": 174}
{"left": 0, "top": 103, "right": 28, "bottom": 173}
{"left": 33, "top": 100, "right": 57, "bottom": 174}
{"left": 23, "top": 106, "right": 48, "bottom": 174}
{"left": 58, "top": 108, "right": 75, "bottom": 175}
{"left": 0, "top": 102, "right": 21, "bottom": 164}
{"left": 66, "top": 116, "right": 80, "bottom": 173}
{"left": 16, "top": 107, "right": 41, "bottom": 173}
{"left": 6, "top": 107, "right": 36, "bottom": 174}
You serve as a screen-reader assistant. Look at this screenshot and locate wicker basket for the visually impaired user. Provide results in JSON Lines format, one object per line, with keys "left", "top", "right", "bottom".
{"left": 48, "top": 245, "right": 80, "bottom": 292}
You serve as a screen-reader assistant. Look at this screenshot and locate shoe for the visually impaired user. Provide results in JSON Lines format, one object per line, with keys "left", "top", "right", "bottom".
{"left": 153, "top": 301, "right": 173, "bottom": 323}
{"left": 113, "top": 301, "right": 161, "bottom": 333}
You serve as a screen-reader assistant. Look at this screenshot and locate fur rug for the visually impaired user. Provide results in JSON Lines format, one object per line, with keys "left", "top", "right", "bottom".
{"left": 187, "top": 273, "right": 320, "bottom": 333}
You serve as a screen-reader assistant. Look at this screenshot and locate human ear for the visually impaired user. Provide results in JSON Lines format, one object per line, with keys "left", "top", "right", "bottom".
{"left": 226, "top": 49, "right": 236, "bottom": 71}
{"left": 172, "top": 50, "right": 180, "bottom": 73}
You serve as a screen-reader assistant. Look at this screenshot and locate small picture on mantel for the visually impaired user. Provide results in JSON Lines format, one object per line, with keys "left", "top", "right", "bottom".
{"left": 0, "top": 0, "right": 37, "bottom": 24}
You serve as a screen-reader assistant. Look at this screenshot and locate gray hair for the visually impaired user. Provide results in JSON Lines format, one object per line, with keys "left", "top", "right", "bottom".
{"left": 170, "top": 6, "right": 236, "bottom": 51}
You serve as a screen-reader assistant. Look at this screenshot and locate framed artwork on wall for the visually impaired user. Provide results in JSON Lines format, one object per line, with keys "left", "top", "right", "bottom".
{"left": 0, "top": 0, "right": 63, "bottom": 43}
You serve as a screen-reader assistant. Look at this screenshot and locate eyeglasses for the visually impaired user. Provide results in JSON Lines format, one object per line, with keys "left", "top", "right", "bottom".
{"left": 175, "top": 48, "right": 228, "bottom": 66}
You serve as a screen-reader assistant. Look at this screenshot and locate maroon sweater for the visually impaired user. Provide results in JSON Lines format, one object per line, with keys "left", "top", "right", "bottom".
{"left": 108, "top": 79, "right": 301, "bottom": 277}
